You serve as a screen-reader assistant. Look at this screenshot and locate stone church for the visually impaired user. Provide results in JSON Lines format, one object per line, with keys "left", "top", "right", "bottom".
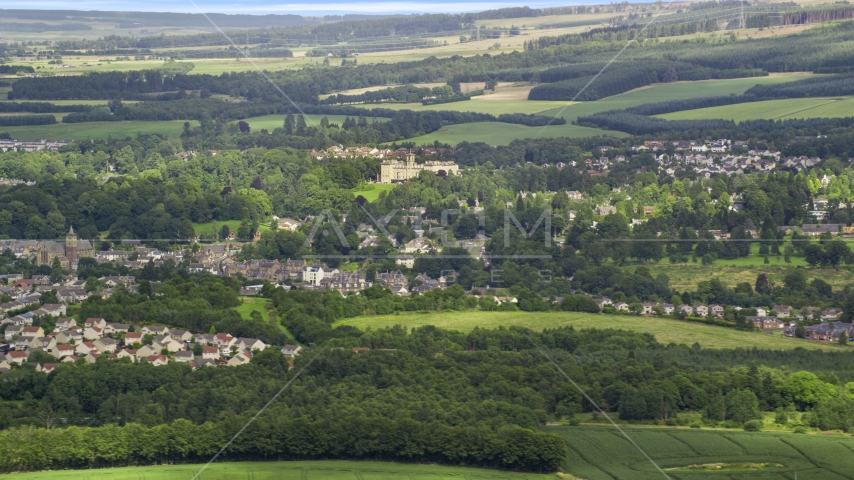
{"left": 36, "top": 226, "right": 94, "bottom": 268}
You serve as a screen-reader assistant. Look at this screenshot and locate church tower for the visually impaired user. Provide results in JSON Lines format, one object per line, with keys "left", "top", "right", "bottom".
{"left": 65, "top": 226, "right": 78, "bottom": 263}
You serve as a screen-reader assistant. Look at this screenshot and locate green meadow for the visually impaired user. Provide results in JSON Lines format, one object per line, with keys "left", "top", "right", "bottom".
{"left": 4, "top": 460, "right": 551, "bottom": 480}
{"left": 657, "top": 96, "right": 854, "bottom": 121}
{"left": 352, "top": 183, "right": 397, "bottom": 202}
{"left": 0, "top": 120, "right": 198, "bottom": 140}
{"left": 333, "top": 311, "right": 840, "bottom": 350}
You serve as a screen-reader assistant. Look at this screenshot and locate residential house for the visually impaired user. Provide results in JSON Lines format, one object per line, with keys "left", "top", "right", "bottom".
{"left": 709, "top": 305, "right": 725, "bottom": 317}
{"left": 4, "top": 325, "right": 23, "bottom": 341}
{"left": 19, "top": 326, "right": 44, "bottom": 338}
{"left": 693, "top": 305, "right": 709, "bottom": 317}
{"left": 54, "top": 318, "right": 77, "bottom": 331}
{"left": 104, "top": 323, "right": 130, "bottom": 335}
{"left": 202, "top": 346, "right": 220, "bottom": 360}
{"left": 83, "top": 326, "right": 103, "bottom": 340}
{"left": 136, "top": 344, "right": 159, "bottom": 358}
{"left": 84, "top": 318, "right": 107, "bottom": 330}
{"left": 141, "top": 326, "right": 169, "bottom": 336}
{"left": 115, "top": 349, "right": 136, "bottom": 361}
{"left": 146, "top": 355, "right": 168, "bottom": 366}
{"left": 614, "top": 302, "right": 630, "bottom": 312}
{"left": 237, "top": 338, "right": 266, "bottom": 352}
{"left": 772, "top": 305, "right": 793, "bottom": 318}
{"left": 75, "top": 341, "right": 97, "bottom": 356}
{"left": 821, "top": 308, "right": 844, "bottom": 320}
{"left": 8, "top": 351, "right": 27, "bottom": 365}
{"left": 94, "top": 338, "right": 117, "bottom": 353}
{"left": 281, "top": 345, "right": 302, "bottom": 356}
{"left": 170, "top": 330, "right": 193, "bottom": 342}
{"left": 52, "top": 344, "right": 75, "bottom": 358}
{"left": 227, "top": 351, "right": 252, "bottom": 367}
{"left": 641, "top": 302, "right": 656, "bottom": 315}
{"left": 747, "top": 316, "right": 784, "bottom": 329}
{"left": 659, "top": 303, "right": 675, "bottom": 315}
{"left": 191, "top": 359, "right": 217, "bottom": 369}
{"left": 84, "top": 353, "right": 102, "bottom": 364}
{"left": 174, "top": 351, "right": 194, "bottom": 363}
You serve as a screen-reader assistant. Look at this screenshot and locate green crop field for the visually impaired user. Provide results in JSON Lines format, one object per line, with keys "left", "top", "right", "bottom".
{"left": 5, "top": 460, "right": 551, "bottom": 480}
{"left": 353, "top": 184, "right": 397, "bottom": 202}
{"left": 554, "top": 426, "right": 854, "bottom": 479}
{"left": 540, "top": 73, "right": 815, "bottom": 122}
{"left": 0, "top": 120, "right": 198, "bottom": 140}
{"left": 333, "top": 311, "right": 840, "bottom": 350}
{"left": 657, "top": 96, "right": 854, "bottom": 121}
{"left": 405, "top": 122, "right": 626, "bottom": 146}
{"left": 237, "top": 114, "right": 388, "bottom": 132}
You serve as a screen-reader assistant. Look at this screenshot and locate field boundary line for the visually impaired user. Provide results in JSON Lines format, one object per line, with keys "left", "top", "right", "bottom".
{"left": 190, "top": 351, "right": 321, "bottom": 480}
{"left": 526, "top": 337, "right": 673, "bottom": 479}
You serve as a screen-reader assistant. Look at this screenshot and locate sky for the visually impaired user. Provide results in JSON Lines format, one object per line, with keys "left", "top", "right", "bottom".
{"left": 2, "top": 0, "right": 595, "bottom": 15}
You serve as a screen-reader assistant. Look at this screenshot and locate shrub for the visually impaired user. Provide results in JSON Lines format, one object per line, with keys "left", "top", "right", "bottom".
{"left": 793, "top": 426, "right": 808, "bottom": 434}
{"left": 690, "top": 423, "right": 702, "bottom": 429}
{"left": 744, "top": 420, "right": 763, "bottom": 432}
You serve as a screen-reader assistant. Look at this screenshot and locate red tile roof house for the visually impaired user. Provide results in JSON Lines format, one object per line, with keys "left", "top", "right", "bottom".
{"left": 202, "top": 347, "right": 220, "bottom": 360}
{"left": 8, "top": 351, "right": 28, "bottom": 364}
{"left": 146, "top": 355, "right": 168, "bottom": 366}
{"left": 42, "top": 363, "right": 57, "bottom": 374}
{"left": 124, "top": 332, "right": 143, "bottom": 345}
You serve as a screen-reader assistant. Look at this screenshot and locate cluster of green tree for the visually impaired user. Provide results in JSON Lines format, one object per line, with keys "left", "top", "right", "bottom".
{"left": 746, "top": 71, "right": 854, "bottom": 98}
{"left": 306, "top": 39, "right": 439, "bottom": 58}
{"left": 77, "top": 272, "right": 287, "bottom": 345}
{"left": 0, "top": 9, "right": 316, "bottom": 29}
{"left": 320, "top": 84, "right": 461, "bottom": 105}
{"left": 0, "top": 65, "right": 33, "bottom": 74}
{"left": 529, "top": 60, "right": 764, "bottom": 101}
{"left": 61, "top": 98, "right": 281, "bottom": 123}
{"left": 577, "top": 109, "right": 854, "bottom": 136}
{"left": 165, "top": 47, "right": 294, "bottom": 59}
{"left": 0, "top": 419, "right": 562, "bottom": 474}
{"left": 0, "top": 114, "right": 56, "bottom": 126}
{"left": 0, "top": 101, "right": 89, "bottom": 113}
{"left": 0, "top": 172, "right": 270, "bottom": 240}
{"left": 741, "top": 4, "right": 854, "bottom": 29}
{"left": 0, "top": 21, "right": 90, "bottom": 32}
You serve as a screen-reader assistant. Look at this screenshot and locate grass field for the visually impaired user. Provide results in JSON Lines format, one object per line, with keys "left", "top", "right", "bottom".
{"left": 555, "top": 426, "right": 854, "bottom": 480}
{"left": 406, "top": 122, "right": 627, "bottom": 146}
{"left": 234, "top": 296, "right": 270, "bottom": 321}
{"left": 0, "top": 120, "right": 198, "bottom": 140}
{"left": 333, "top": 311, "right": 840, "bottom": 350}
{"left": 6, "top": 460, "right": 551, "bottom": 480}
{"left": 353, "top": 184, "right": 397, "bottom": 202}
{"left": 638, "top": 263, "right": 854, "bottom": 292}
{"left": 191, "top": 220, "right": 272, "bottom": 236}
{"left": 540, "top": 73, "right": 815, "bottom": 122}
{"left": 657, "top": 96, "right": 854, "bottom": 121}
{"left": 237, "top": 114, "right": 387, "bottom": 131}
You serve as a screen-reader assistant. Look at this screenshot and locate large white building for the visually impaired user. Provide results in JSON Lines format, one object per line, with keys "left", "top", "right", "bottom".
{"left": 378, "top": 153, "right": 458, "bottom": 184}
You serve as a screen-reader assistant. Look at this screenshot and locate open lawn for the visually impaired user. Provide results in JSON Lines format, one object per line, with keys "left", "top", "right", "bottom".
{"left": 353, "top": 184, "right": 396, "bottom": 202}
{"left": 404, "top": 122, "right": 626, "bottom": 146}
{"left": 5, "top": 460, "right": 550, "bottom": 480}
{"left": 236, "top": 296, "right": 293, "bottom": 338}
{"left": 333, "top": 311, "right": 839, "bottom": 350}
{"left": 555, "top": 426, "right": 854, "bottom": 480}
{"left": 0, "top": 120, "right": 198, "bottom": 140}
{"left": 657, "top": 96, "right": 854, "bottom": 121}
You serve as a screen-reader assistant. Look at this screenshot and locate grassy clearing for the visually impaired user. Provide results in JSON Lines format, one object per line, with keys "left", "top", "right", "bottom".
{"left": 555, "top": 426, "right": 854, "bottom": 480}
{"left": 0, "top": 120, "right": 198, "bottom": 140}
{"left": 234, "top": 296, "right": 270, "bottom": 321}
{"left": 637, "top": 263, "right": 854, "bottom": 292}
{"left": 5, "top": 460, "right": 550, "bottom": 480}
{"left": 191, "top": 220, "right": 272, "bottom": 236}
{"left": 333, "top": 311, "right": 839, "bottom": 350}
{"left": 353, "top": 184, "right": 397, "bottom": 202}
{"left": 405, "top": 122, "right": 627, "bottom": 147}
{"left": 657, "top": 96, "right": 854, "bottom": 121}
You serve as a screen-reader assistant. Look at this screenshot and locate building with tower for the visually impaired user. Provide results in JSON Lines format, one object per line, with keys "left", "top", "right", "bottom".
{"left": 35, "top": 226, "right": 94, "bottom": 269}
{"left": 378, "top": 152, "right": 458, "bottom": 184}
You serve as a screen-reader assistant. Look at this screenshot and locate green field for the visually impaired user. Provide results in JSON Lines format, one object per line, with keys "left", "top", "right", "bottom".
{"left": 5, "top": 460, "right": 550, "bottom": 480}
{"left": 238, "top": 114, "right": 388, "bottom": 132}
{"left": 358, "top": 98, "right": 571, "bottom": 116}
{"left": 333, "top": 311, "right": 840, "bottom": 350}
{"left": 353, "top": 183, "right": 397, "bottom": 202}
{"left": 0, "top": 120, "right": 198, "bottom": 140}
{"left": 540, "top": 73, "right": 816, "bottom": 122}
{"left": 406, "top": 122, "right": 627, "bottom": 146}
{"left": 556, "top": 426, "right": 854, "bottom": 480}
{"left": 657, "top": 96, "right": 854, "bottom": 121}
{"left": 234, "top": 296, "right": 270, "bottom": 321}
{"left": 638, "top": 263, "right": 854, "bottom": 292}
